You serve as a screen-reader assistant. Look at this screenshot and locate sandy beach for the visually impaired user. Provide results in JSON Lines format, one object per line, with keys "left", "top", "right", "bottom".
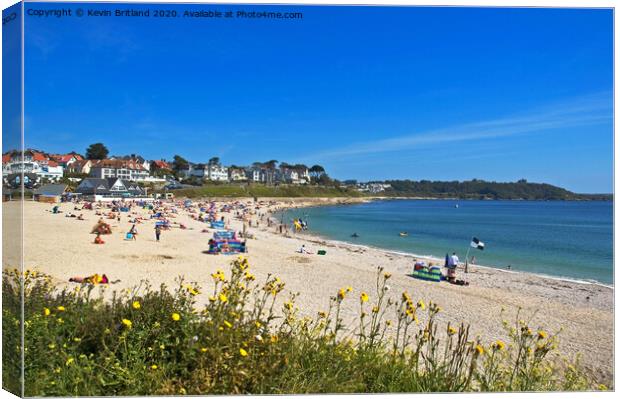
{"left": 3, "top": 198, "right": 614, "bottom": 384}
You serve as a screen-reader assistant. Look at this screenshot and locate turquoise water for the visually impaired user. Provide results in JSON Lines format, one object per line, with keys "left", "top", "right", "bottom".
{"left": 281, "top": 200, "right": 613, "bottom": 285}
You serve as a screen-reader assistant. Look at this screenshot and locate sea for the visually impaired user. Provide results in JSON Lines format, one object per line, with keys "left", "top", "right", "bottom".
{"left": 280, "top": 200, "right": 613, "bottom": 285}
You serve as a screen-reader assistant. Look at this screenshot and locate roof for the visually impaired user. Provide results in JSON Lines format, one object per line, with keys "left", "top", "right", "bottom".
{"left": 31, "top": 152, "right": 48, "bottom": 162}
{"left": 33, "top": 184, "right": 68, "bottom": 196}
{"left": 152, "top": 160, "right": 170, "bottom": 169}
{"left": 90, "top": 159, "right": 147, "bottom": 171}
{"left": 50, "top": 154, "right": 80, "bottom": 163}
{"left": 76, "top": 178, "right": 145, "bottom": 195}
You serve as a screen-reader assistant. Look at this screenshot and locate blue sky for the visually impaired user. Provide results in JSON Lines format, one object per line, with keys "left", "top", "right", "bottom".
{"left": 20, "top": 3, "right": 613, "bottom": 193}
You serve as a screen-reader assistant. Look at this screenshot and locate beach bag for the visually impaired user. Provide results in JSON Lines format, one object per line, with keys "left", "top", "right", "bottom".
{"left": 317, "top": 250, "right": 327, "bottom": 255}
{"left": 125, "top": 233, "right": 133, "bottom": 240}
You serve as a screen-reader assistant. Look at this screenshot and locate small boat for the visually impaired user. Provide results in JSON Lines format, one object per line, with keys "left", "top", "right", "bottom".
{"left": 399, "top": 232, "right": 408, "bottom": 237}
{"left": 351, "top": 233, "right": 360, "bottom": 238}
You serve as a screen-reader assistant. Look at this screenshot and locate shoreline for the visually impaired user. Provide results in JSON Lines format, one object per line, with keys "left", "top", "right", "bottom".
{"left": 271, "top": 198, "right": 614, "bottom": 289}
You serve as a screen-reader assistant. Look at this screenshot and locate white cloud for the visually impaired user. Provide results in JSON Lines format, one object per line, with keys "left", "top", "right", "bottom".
{"left": 300, "top": 92, "right": 612, "bottom": 161}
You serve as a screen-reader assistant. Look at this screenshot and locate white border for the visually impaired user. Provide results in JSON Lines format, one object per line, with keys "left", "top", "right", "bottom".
{"left": 0, "top": 1, "right": 617, "bottom": 398}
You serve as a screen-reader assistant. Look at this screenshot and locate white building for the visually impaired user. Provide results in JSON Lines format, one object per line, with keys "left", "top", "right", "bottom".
{"left": 246, "top": 168, "right": 262, "bottom": 182}
{"left": 206, "top": 164, "right": 229, "bottom": 181}
{"left": 89, "top": 159, "right": 150, "bottom": 181}
{"left": 228, "top": 168, "right": 247, "bottom": 182}
{"left": 2, "top": 150, "right": 64, "bottom": 182}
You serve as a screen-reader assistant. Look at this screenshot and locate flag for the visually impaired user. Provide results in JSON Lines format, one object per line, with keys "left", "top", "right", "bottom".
{"left": 470, "top": 237, "right": 485, "bottom": 250}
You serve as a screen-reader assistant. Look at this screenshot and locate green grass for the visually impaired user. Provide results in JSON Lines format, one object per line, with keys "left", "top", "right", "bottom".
{"left": 2, "top": 261, "right": 606, "bottom": 396}
{"left": 173, "top": 184, "right": 365, "bottom": 198}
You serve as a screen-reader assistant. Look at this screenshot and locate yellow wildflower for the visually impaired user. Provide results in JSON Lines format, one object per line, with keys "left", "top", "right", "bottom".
{"left": 132, "top": 301, "right": 141, "bottom": 310}
{"left": 417, "top": 300, "right": 426, "bottom": 310}
{"left": 219, "top": 293, "right": 228, "bottom": 303}
{"left": 338, "top": 288, "right": 346, "bottom": 300}
{"left": 200, "top": 347, "right": 207, "bottom": 353}
{"left": 65, "top": 357, "right": 74, "bottom": 366}
{"left": 171, "top": 313, "right": 181, "bottom": 321}
{"left": 384, "top": 272, "right": 392, "bottom": 279}
{"left": 122, "top": 319, "right": 132, "bottom": 329}
{"left": 493, "top": 340, "right": 506, "bottom": 351}
{"left": 372, "top": 306, "right": 379, "bottom": 313}
{"left": 151, "top": 364, "right": 158, "bottom": 370}
{"left": 360, "top": 292, "right": 369, "bottom": 303}
{"left": 239, "top": 348, "right": 248, "bottom": 357}
{"left": 537, "top": 330, "right": 548, "bottom": 340}
{"left": 475, "top": 344, "right": 484, "bottom": 355}
{"left": 57, "top": 306, "right": 65, "bottom": 312}
{"left": 224, "top": 320, "right": 233, "bottom": 328}
{"left": 43, "top": 308, "right": 51, "bottom": 316}
{"left": 448, "top": 326, "right": 457, "bottom": 335}
{"left": 346, "top": 286, "right": 353, "bottom": 292}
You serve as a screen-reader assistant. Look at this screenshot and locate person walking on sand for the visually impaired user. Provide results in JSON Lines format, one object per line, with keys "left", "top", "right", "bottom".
{"left": 155, "top": 224, "right": 162, "bottom": 242}
{"left": 129, "top": 224, "right": 138, "bottom": 240}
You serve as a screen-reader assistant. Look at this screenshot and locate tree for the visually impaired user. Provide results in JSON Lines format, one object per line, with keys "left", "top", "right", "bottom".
{"left": 208, "top": 157, "right": 220, "bottom": 166}
{"left": 172, "top": 155, "right": 189, "bottom": 171}
{"left": 264, "top": 160, "right": 278, "bottom": 170}
{"left": 309, "top": 165, "right": 326, "bottom": 179}
{"left": 85, "top": 143, "right": 109, "bottom": 160}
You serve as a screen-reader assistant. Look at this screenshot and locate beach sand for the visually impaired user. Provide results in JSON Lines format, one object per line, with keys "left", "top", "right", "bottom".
{"left": 4, "top": 198, "right": 614, "bottom": 384}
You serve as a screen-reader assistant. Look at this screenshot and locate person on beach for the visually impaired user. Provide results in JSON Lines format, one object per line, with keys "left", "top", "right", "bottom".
{"left": 155, "top": 225, "right": 162, "bottom": 242}
{"left": 298, "top": 244, "right": 314, "bottom": 254}
{"left": 445, "top": 252, "right": 458, "bottom": 282}
{"left": 94, "top": 233, "right": 105, "bottom": 245}
{"left": 129, "top": 224, "right": 138, "bottom": 240}
{"left": 69, "top": 273, "right": 110, "bottom": 284}
{"left": 451, "top": 252, "right": 460, "bottom": 267}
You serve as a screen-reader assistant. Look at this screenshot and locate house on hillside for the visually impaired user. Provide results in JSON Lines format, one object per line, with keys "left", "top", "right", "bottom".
{"left": 2, "top": 150, "right": 64, "bottom": 182}
{"left": 151, "top": 160, "right": 171, "bottom": 171}
{"left": 65, "top": 159, "right": 92, "bottom": 175}
{"left": 89, "top": 159, "right": 150, "bottom": 181}
{"left": 228, "top": 167, "right": 247, "bottom": 182}
{"left": 206, "top": 164, "right": 228, "bottom": 181}
{"left": 245, "top": 168, "right": 262, "bottom": 182}
{"left": 50, "top": 153, "right": 84, "bottom": 168}
{"left": 110, "top": 154, "right": 150, "bottom": 172}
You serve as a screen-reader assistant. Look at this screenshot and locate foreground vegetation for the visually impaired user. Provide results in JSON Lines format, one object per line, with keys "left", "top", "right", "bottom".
{"left": 3, "top": 260, "right": 605, "bottom": 395}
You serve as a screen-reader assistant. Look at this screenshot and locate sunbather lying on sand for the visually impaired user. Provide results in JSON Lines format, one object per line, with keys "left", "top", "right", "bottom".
{"left": 298, "top": 245, "right": 314, "bottom": 254}
{"left": 69, "top": 273, "right": 120, "bottom": 284}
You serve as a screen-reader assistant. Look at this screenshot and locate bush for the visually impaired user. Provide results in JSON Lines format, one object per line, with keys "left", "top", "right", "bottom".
{"left": 2, "top": 262, "right": 604, "bottom": 396}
